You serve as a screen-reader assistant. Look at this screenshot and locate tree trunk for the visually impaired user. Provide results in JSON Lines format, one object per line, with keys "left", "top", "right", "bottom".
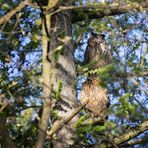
{"left": 49, "top": 11, "right": 78, "bottom": 147}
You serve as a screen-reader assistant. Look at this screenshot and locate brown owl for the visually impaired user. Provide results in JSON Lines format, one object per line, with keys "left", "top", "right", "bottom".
{"left": 84, "top": 32, "right": 111, "bottom": 69}
{"left": 80, "top": 32, "right": 111, "bottom": 124}
{"left": 80, "top": 77, "right": 110, "bottom": 120}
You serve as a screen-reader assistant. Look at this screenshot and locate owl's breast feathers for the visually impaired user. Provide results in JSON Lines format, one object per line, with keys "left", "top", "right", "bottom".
{"left": 80, "top": 78, "right": 110, "bottom": 117}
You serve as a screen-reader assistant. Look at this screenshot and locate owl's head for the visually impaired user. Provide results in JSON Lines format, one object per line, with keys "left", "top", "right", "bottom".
{"left": 88, "top": 32, "right": 105, "bottom": 46}
{"left": 91, "top": 31, "right": 105, "bottom": 39}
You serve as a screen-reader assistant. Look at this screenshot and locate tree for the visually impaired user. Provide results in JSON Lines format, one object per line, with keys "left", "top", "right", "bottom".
{"left": 0, "top": 0, "right": 148, "bottom": 148}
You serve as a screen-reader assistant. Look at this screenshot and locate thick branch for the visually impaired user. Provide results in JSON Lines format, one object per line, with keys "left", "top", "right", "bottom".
{"left": 47, "top": 102, "right": 87, "bottom": 138}
{"left": 93, "top": 120, "right": 148, "bottom": 147}
{"left": 0, "top": 0, "right": 31, "bottom": 26}
{"left": 114, "top": 120, "right": 148, "bottom": 145}
{"left": 121, "top": 137, "right": 148, "bottom": 147}
{"left": 70, "top": 2, "right": 148, "bottom": 23}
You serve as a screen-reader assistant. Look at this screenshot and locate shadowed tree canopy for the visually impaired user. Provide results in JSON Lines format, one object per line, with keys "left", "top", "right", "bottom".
{"left": 0, "top": 0, "right": 148, "bottom": 148}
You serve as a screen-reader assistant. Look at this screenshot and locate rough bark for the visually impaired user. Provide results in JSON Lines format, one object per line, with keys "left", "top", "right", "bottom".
{"left": 35, "top": 0, "right": 79, "bottom": 147}
{"left": 49, "top": 10, "right": 79, "bottom": 147}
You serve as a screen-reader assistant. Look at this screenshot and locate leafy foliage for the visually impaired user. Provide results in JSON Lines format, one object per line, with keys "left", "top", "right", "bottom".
{"left": 0, "top": 0, "right": 147, "bottom": 147}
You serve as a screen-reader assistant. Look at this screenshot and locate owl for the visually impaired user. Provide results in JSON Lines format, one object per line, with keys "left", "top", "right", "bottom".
{"left": 84, "top": 32, "right": 111, "bottom": 69}
{"left": 80, "top": 32, "right": 111, "bottom": 124}
{"left": 80, "top": 77, "right": 110, "bottom": 120}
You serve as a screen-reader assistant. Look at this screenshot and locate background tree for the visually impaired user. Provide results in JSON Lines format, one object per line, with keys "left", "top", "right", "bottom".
{"left": 0, "top": 0, "right": 148, "bottom": 148}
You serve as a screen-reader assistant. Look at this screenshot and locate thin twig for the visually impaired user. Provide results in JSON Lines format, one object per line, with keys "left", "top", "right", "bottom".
{"left": 0, "top": 0, "right": 31, "bottom": 26}
{"left": 129, "top": 77, "right": 148, "bottom": 95}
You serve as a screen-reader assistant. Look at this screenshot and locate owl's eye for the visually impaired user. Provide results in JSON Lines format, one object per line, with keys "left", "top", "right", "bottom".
{"left": 101, "top": 34, "right": 105, "bottom": 38}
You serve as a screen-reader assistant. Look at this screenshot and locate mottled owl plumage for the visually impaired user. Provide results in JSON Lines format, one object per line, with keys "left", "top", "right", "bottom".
{"left": 80, "top": 32, "right": 111, "bottom": 123}
{"left": 84, "top": 32, "right": 111, "bottom": 69}
{"left": 80, "top": 78, "right": 110, "bottom": 119}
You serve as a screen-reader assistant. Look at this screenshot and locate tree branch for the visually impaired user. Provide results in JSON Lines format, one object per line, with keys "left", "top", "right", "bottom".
{"left": 114, "top": 71, "right": 148, "bottom": 77}
{"left": 0, "top": 0, "right": 31, "bottom": 26}
{"left": 115, "top": 120, "right": 148, "bottom": 145}
{"left": 69, "top": 2, "right": 148, "bottom": 23}
{"left": 120, "top": 137, "right": 148, "bottom": 147}
{"left": 93, "top": 120, "right": 148, "bottom": 147}
{"left": 35, "top": 0, "right": 62, "bottom": 147}
{"left": 47, "top": 101, "right": 88, "bottom": 138}
{"left": 129, "top": 77, "right": 148, "bottom": 95}
{"left": 35, "top": 15, "right": 52, "bottom": 148}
